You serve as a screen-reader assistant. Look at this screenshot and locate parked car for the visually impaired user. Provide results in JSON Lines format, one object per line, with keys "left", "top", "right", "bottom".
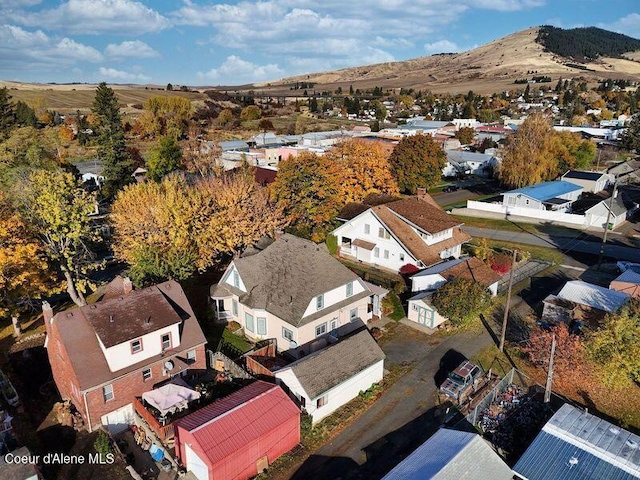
{"left": 443, "top": 184, "right": 460, "bottom": 192}
{"left": 439, "top": 360, "right": 483, "bottom": 401}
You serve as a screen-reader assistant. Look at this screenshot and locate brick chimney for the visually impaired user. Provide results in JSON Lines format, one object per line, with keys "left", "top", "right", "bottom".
{"left": 274, "top": 229, "right": 284, "bottom": 240}
{"left": 123, "top": 277, "right": 133, "bottom": 295}
{"left": 42, "top": 301, "right": 54, "bottom": 335}
{"left": 416, "top": 187, "right": 427, "bottom": 200}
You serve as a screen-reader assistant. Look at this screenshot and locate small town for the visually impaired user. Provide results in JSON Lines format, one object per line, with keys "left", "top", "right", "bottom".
{"left": 1, "top": 2, "right": 640, "bottom": 480}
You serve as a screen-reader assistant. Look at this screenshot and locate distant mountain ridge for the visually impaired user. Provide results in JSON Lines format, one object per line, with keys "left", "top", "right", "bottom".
{"left": 250, "top": 26, "right": 640, "bottom": 95}
{"left": 536, "top": 26, "right": 640, "bottom": 62}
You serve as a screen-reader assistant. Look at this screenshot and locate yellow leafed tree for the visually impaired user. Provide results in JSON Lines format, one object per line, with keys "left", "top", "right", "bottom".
{"left": 326, "top": 139, "right": 399, "bottom": 204}
{"left": 0, "top": 192, "right": 58, "bottom": 319}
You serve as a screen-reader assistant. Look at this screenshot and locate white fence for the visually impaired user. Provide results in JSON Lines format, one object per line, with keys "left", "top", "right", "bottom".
{"left": 466, "top": 200, "right": 586, "bottom": 226}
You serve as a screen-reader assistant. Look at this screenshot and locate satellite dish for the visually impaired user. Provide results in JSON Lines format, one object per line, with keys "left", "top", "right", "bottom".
{"left": 289, "top": 341, "right": 298, "bottom": 349}
{"left": 164, "top": 360, "right": 174, "bottom": 371}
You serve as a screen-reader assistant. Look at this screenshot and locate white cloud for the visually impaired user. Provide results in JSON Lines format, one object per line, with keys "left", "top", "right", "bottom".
{"left": 599, "top": 13, "right": 640, "bottom": 39}
{"left": 9, "top": 0, "right": 169, "bottom": 35}
{"left": 0, "top": 24, "right": 102, "bottom": 71}
{"left": 424, "top": 40, "right": 461, "bottom": 53}
{"left": 472, "top": 0, "right": 545, "bottom": 11}
{"left": 198, "top": 55, "right": 283, "bottom": 84}
{"left": 105, "top": 40, "right": 160, "bottom": 58}
{"left": 98, "top": 66, "right": 150, "bottom": 81}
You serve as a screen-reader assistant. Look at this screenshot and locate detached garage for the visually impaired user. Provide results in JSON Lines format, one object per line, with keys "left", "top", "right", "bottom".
{"left": 174, "top": 381, "right": 300, "bottom": 480}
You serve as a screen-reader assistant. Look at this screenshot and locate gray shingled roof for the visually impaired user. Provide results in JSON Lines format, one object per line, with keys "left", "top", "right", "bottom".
{"left": 281, "top": 329, "right": 385, "bottom": 399}
{"left": 213, "top": 234, "right": 365, "bottom": 327}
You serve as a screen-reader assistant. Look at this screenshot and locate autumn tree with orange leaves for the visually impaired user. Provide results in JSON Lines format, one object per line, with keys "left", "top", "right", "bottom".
{"left": 270, "top": 151, "right": 343, "bottom": 241}
{"left": 111, "top": 173, "right": 284, "bottom": 285}
{"left": 327, "top": 139, "right": 399, "bottom": 204}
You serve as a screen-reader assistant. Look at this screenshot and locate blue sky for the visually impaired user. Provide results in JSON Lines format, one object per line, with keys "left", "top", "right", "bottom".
{"left": 1, "top": 0, "right": 639, "bottom": 86}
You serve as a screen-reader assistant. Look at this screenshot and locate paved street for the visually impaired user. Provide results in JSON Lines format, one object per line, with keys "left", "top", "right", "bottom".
{"left": 463, "top": 226, "right": 640, "bottom": 263}
{"left": 290, "top": 324, "right": 494, "bottom": 480}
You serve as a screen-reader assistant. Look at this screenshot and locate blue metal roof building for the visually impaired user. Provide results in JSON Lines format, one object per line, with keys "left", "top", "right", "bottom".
{"left": 514, "top": 404, "right": 640, "bottom": 480}
{"left": 382, "top": 428, "right": 513, "bottom": 480}
{"left": 504, "top": 181, "right": 583, "bottom": 202}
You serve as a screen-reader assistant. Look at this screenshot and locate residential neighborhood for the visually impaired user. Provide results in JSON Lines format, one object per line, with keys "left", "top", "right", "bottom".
{"left": 3, "top": 6, "right": 640, "bottom": 480}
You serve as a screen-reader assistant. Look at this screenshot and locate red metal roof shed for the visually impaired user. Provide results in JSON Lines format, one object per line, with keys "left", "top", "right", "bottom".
{"left": 175, "top": 380, "right": 300, "bottom": 480}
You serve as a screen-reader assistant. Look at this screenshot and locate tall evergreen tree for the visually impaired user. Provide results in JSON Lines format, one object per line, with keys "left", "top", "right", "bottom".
{"left": 92, "top": 82, "right": 133, "bottom": 198}
{"left": 0, "top": 87, "right": 16, "bottom": 139}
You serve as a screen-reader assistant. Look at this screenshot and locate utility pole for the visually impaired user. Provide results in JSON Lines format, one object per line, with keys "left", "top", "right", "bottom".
{"left": 499, "top": 248, "right": 518, "bottom": 352}
{"left": 597, "top": 181, "right": 617, "bottom": 270}
{"left": 544, "top": 333, "right": 557, "bottom": 403}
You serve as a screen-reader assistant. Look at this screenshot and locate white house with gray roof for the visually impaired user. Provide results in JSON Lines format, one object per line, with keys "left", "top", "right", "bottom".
{"left": 210, "top": 234, "right": 384, "bottom": 355}
{"left": 274, "top": 329, "right": 385, "bottom": 423}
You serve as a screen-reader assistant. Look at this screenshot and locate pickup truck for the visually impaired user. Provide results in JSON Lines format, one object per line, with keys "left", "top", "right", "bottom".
{"left": 440, "top": 360, "right": 483, "bottom": 402}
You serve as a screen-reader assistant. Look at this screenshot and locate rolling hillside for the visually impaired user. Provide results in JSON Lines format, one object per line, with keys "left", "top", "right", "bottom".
{"left": 252, "top": 27, "right": 640, "bottom": 95}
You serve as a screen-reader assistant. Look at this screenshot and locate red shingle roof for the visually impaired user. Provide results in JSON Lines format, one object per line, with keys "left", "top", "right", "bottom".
{"left": 176, "top": 381, "right": 299, "bottom": 465}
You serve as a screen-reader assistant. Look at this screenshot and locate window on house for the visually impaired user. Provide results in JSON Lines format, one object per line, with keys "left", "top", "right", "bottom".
{"left": 507, "top": 196, "right": 516, "bottom": 207}
{"left": 131, "top": 338, "right": 142, "bottom": 354}
{"left": 187, "top": 350, "right": 196, "bottom": 361}
{"left": 142, "top": 369, "right": 152, "bottom": 382}
{"left": 399, "top": 253, "right": 405, "bottom": 261}
{"left": 232, "top": 299, "right": 238, "bottom": 316}
{"left": 316, "top": 294, "right": 324, "bottom": 310}
{"left": 257, "top": 317, "right": 267, "bottom": 335}
{"left": 161, "top": 333, "right": 171, "bottom": 351}
{"left": 378, "top": 227, "right": 390, "bottom": 239}
{"left": 383, "top": 250, "right": 389, "bottom": 259}
{"left": 315, "top": 323, "right": 327, "bottom": 337}
{"left": 103, "top": 384, "right": 114, "bottom": 402}
{"left": 316, "top": 395, "right": 328, "bottom": 408}
{"left": 245, "top": 313, "right": 255, "bottom": 333}
{"left": 282, "top": 327, "right": 293, "bottom": 341}
{"left": 350, "top": 308, "right": 358, "bottom": 321}
{"left": 412, "top": 304, "right": 418, "bottom": 311}
{"left": 299, "top": 395, "right": 306, "bottom": 408}
{"left": 364, "top": 223, "right": 370, "bottom": 234}
{"left": 374, "top": 247, "right": 380, "bottom": 258}
{"left": 346, "top": 282, "right": 353, "bottom": 297}
{"left": 233, "top": 269, "right": 239, "bottom": 288}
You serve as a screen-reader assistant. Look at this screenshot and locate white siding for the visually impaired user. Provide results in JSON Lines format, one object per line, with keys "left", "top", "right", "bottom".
{"left": 301, "top": 280, "right": 366, "bottom": 318}
{"left": 222, "top": 263, "right": 247, "bottom": 292}
{"left": 100, "top": 403, "right": 134, "bottom": 434}
{"left": 101, "top": 324, "right": 180, "bottom": 372}
{"left": 411, "top": 274, "right": 446, "bottom": 293}
{"left": 407, "top": 299, "right": 448, "bottom": 328}
{"left": 231, "top": 294, "right": 370, "bottom": 352}
{"left": 185, "top": 443, "right": 210, "bottom": 480}
{"left": 333, "top": 210, "right": 417, "bottom": 271}
{"left": 276, "top": 360, "right": 384, "bottom": 424}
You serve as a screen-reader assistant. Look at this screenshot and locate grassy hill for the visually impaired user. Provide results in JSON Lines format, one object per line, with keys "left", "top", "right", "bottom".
{"left": 536, "top": 26, "right": 640, "bottom": 62}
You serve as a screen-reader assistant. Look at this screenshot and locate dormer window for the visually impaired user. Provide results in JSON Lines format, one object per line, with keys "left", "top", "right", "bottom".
{"left": 233, "top": 270, "right": 239, "bottom": 288}
{"left": 346, "top": 282, "right": 353, "bottom": 297}
{"left": 130, "top": 338, "right": 143, "bottom": 354}
{"left": 161, "top": 333, "right": 171, "bottom": 351}
{"left": 316, "top": 294, "right": 324, "bottom": 310}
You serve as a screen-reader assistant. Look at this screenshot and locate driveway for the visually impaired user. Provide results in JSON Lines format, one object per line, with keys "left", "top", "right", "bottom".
{"left": 290, "top": 323, "right": 494, "bottom": 480}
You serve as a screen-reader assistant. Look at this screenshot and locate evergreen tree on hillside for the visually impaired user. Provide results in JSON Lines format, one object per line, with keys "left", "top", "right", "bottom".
{"left": 92, "top": 82, "right": 134, "bottom": 199}
{"left": 0, "top": 87, "right": 16, "bottom": 139}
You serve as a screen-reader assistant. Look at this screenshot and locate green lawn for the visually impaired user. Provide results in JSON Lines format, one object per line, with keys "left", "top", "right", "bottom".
{"left": 453, "top": 214, "right": 585, "bottom": 238}
{"left": 466, "top": 238, "right": 565, "bottom": 265}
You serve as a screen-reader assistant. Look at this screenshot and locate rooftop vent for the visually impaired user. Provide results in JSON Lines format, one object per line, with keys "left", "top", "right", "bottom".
{"left": 90, "top": 305, "right": 97, "bottom": 309}
{"left": 568, "top": 457, "right": 579, "bottom": 467}
{"left": 610, "top": 427, "right": 621, "bottom": 435}
{"left": 626, "top": 439, "right": 638, "bottom": 449}
{"left": 66, "top": 312, "right": 73, "bottom": 318}
{"left": 109, "top": 315, "right": 114, "bottom": 323}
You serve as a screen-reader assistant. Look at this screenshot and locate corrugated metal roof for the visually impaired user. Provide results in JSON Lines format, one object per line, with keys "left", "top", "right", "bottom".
{"left": 382, "top": 428, "right": 513, "bottom": 479}
{"left": 557, "top": 280, "right": 629, "bottom": 313}
{"left": 514, "top": 404, "right": 640, "bottom": 480}
{"left": 613, "top": 269, "right": 640, "bottom": 285}
{"left": 176, "top": 381, "right": 299, "bottom": 465}
{"left": 412, "top": 258, "right": 467, "bottom": 277}
{"left": 505, "top": 181, "right": 582, "bottom": 202}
